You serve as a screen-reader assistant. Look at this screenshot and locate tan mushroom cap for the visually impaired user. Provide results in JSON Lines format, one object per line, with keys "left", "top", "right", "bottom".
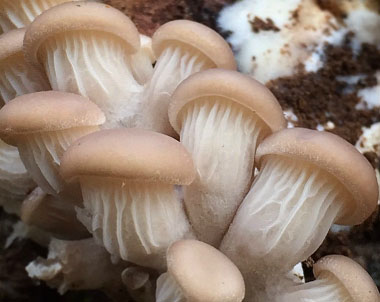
{"left": 24, "top": 1, "right": 140, "bottom": 68}
{"left": 255, "top": 128, "right": 378, "bottom": 225}
{"left": 152, "top": 20, "right": 236, "bottom": 70}
{"left": 314, "top": 255, "right": 380, "bottom": 302}
{"left": 0, "top": 91, "right": 105, "bottom": 140}
{"left": 169, "top": 69, "right": 286, "bottom": 134}
{"left": 167, "top": 240, "right": 245, "bottom": 302}
{"left": 60, "top": 128, "right": 195, "bottom": 185}
{"left": 0, "top": 28, "right": 25, "bottom": 62}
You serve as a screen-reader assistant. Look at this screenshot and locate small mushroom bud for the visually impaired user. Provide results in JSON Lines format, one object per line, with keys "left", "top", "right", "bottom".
{"left": 0, "top": 91, "right": 105, "bottom": 199}
{"left": 156, "top": 239, "right": 245, "bottom": 302}
{"left": 21, "top": 187, "right": 89, "bottom": 240}
{"left": 26, "top": 238, "right": 128, "bottom": 296}
{"left": 277, "top": 255, "right": 380, "bottom": 302}
{"left": 138, "top": 20, "right": 236, "bottom": 136}
{"left": 130, "top": 34, "right": 155, "bottom": 85}
{"left": 60, "top": 128, "right": 195, "bottom": 270}
{"left": 24, "top": 1, "right": 145, "bottom": 128}
{"left": 220, "top": 128, "right": 378, "bottom": 296}
{"left": 0, "top": 0, "right": 79, "bottom": 34}
{"left": 0, "top": 28, "right": 49, "bottom": 104}
{"left": 168, "top": 69, "right": 286, "bottom": 246}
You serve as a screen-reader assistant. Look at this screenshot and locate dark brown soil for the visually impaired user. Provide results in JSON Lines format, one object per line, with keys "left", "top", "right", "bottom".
{"left": 105, "top": 0, "right": 234, "bottom": 35}
{"left": 249, "top": 17, "right": 280, "bottom": 33}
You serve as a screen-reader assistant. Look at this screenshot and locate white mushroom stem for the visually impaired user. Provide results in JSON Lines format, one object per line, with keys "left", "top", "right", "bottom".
{"left": 76, "top": 177, "right": 193, "bottom": 270}
{"left": 221, "top": 156, "right": 347, "bottom": 281}
{"left": 0, "top": 139, "right": 35, "bottom": 215}
{"left": 0, "top": 0, "right": 75, "bottom": 33}
{"left": 181, "top": 98, "right": 265, "bottom": 246}
{"left": 0, "top": 55, "right": 48, "bottom": 104}
{"left": 138, "top": 46, "right": 212, "bottom": 136}
{"left": 276, "top": 273, "right": 348, "bottom": 302}
{"left": 17, "top": 126, "right": 98, "bottom": 197}
{"left": 156, "top": 272, "right": 184, "bottom": 302}
{"left": 41, "top": 31, "right": 143, "bottom": 128}
{"left": 26, "top": 238, "right": 127, "bottom": 295}
{"left": 122, "top": 266, "right": 156, "bottom": 302}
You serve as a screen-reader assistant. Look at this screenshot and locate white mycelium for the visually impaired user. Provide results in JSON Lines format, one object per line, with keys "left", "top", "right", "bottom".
{"left": 0, "top": 55, "right": 47, "bottom": 104}
{"left": 40, "top": 32, "right": 143, "bottom": 128}
{"left": 17, "top": 126, "right": 97, "bottom": 196}
{"left": 0, "top": 0, "right": 75, "bottom": 33}
{"left": 180, "top": 98, "right": 265, "bottom": 246}
{"left": 77, "top": 177, "right": 193, "bottom": 270}
{"left": 276, "top": 272, "right": 350, "bottom": 302}
{"left": 138, "top": 46, "right": 213, "bottom": 136}
{"left": 156, "top": 273, "right": 184, "bottom": 302}
{"left": 221, "top": 156, "right": 348, "bottom": 278}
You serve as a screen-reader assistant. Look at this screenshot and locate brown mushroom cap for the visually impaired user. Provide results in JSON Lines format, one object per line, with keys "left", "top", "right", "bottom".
{"left": 167, "top": 240, "right": 245, "bottom": 302}
{"left": 152, "top": 20, "right": 236, "bottom": 70}
{"left": 255, "top": 128, "right": 378, "bottom": 225}
{"left": 24, "top": 1, "right": 140, "bottom": 68}
{"left": 60, "top": 128, "right": 195, "bottom": 185}
{"left": 0, "top": 28, "right": 25, "bottom": 62}
{"left": 0, "top": 91, "right": 105, "bottom": 139}
{"left": 168, "top": 69, "right": 286, "bottom": 134}
{"left": 314, "top": 255, "right": 380, "bottom": 302}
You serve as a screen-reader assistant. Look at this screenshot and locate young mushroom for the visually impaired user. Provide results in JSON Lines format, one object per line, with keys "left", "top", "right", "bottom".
{"left": 26, "top": 238, "right": 128, "bottom": 297}
{"left": 130, "top": 34, "right": 155, "bottom": 85}
{"left": 23, "top": 1, "right": 145, "bottom": 128}
{"left": 21, "top": 187, "right": 89, "bottom": 240}
{"left": 138, "top": 20, "right": 236, "bottom": 136}
{"left": 0, "top": 0, "right": 79, "bottom": 34}
{"left": 0, "top": 91, "right": 105, "bottom": 199}
{"left": 220, "top": 128, "right": 378, "bottom": 298}
{"left": 156, "top": 239, "right": 245, "bottom": 302}
{"left": 60, "top": 128, "right": 195, "bottom": 270}
{"left": 276, "top": 255, "right": 380, "bottom": 302}
{"left": 168, "top": 69, "right": 286, "bottom": 246}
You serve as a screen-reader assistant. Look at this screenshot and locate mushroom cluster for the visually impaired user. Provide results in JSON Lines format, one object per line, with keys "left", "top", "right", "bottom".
{"left": 0, "top": 1, "right": 379, "bottom": 302}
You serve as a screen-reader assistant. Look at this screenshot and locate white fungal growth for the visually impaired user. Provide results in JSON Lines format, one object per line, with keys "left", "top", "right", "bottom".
{"left": 26, "top": 238, "right": 126, "bottom": 295}
{"left": 17, "top": 126, "right": 97, "bottom": 196}
{"left": 77, "top": 177, "right": 193, "bottom": 270}
{"left": 156, "top": 273, "right": 185, "bottom": 302}
{"left": 221, "top": 156, "right": 348, "bottom": 277}
{"left": 0, "top": 0, "right": 75, "bottom": 33}
{"left": 180, "top": 98, "right": 265, "bottom": 246}
{"left": 0, "top": 56, "right": 48, "bottom": 104}
{"left": 40, "top": 31, "right": 143, "bottom": 128}
{"left": 138, "top": 46, "right": 213, "bottom": 136}
{"left": 0, "top": 139, "right": 35, "bottom": 215}
{"left": 276, "top": 272, "right": 350, "bottom": 302}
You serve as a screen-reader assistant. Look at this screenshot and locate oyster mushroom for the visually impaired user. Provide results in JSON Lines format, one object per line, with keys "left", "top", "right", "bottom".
{"left": 0, "top": 28, "right": 48, "bottom": 104}
{"left": 220, "top": 128, "right": 378, "bottom": 297}
{"left": 168, "top": 69, "right": 286, "bottom": 246}
{"left": 277, "top": 255, "right": 380, "bottom": 302}
{"left": 0, "top": 91, "right": 105, "bottom": 199}
{"left": 138, "top": 20, "right": 236, "bottom": 136}
{"left": 24, "top": 1, "right": 145, "bottom": 128}
{"left": 0, "top": 0, "right": 79, "bottom": 34}
{"left": 21, "top": 187, "right": 89, "bottom": 240}
{"left": 156, "top": 239, "right": 245, "bottom": 302}
{"left": 60, "top": 128, "right": 195, "bottom": 270}
{"left": 26, "top": 238, "right": 128, "bottom": 297}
